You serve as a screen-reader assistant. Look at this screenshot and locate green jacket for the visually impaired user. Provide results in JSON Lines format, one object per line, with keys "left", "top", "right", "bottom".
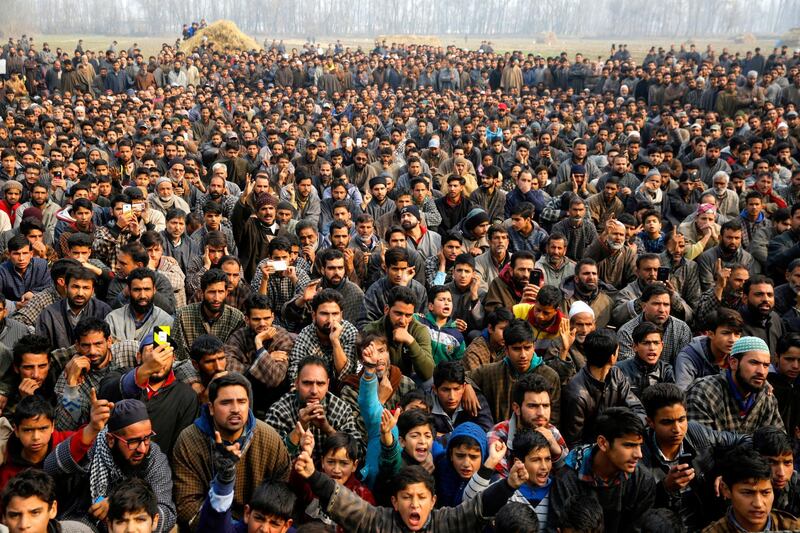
{"left": 363, "top": 316, "right": 435, "bottom": 381}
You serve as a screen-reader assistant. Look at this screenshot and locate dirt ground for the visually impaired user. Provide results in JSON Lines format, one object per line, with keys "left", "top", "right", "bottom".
{"left": 37, "top": 34, "right": 779, "bottom": 62}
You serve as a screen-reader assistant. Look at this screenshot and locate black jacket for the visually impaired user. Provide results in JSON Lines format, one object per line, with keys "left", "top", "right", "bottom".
{"left": 640, "top": 422, "right": 748, "bottom": 531}
{"left": 768, "top": 370, "right": 800, "bottom": 435}
{"left": 549, "top": 444, "right": 656, "bottom": 533}
{"left": 616, "top": 357, "right": 675, "bottom": 399}
{"left": 561, "top": 366, "right": 646, "bottom": 448}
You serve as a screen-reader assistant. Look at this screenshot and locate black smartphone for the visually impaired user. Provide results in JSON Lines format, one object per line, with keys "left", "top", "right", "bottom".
{"left": 153, "top": 325, "right": 172, "bottom": 349}
{"left": 677, "top": 451, "right": 693, "bottom": 466}
{"left": 657, "top": 266, "right": 670, "bottom": 282}
{"left": 530, "top": 270, "right": 542, "bottom": 286}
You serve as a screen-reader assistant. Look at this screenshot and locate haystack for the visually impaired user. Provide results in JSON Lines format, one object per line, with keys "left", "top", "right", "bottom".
{"left": 534, "top": 31, "right": 558, "bottom": 46}
{"left": 734, "top": 32, "right": 757, "bottom": 45}
{"left": 180, "top": 20, "right": 261, "bottom": 53}
{"left": 377, "top": 34, "right": 443, "bottom": 47}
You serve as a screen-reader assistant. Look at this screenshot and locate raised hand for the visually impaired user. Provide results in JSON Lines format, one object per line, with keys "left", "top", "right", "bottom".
{"left": 485, "top": 440, "right": 507, "bottom": 470}
{"left": 508, "top": 458, "right": 530, "bottom": 489}
{"left": 295, "top": 421, "right": 315, "bottom": 456}
{"left": 295, "top": 449, "right": 316, "bottom": 478}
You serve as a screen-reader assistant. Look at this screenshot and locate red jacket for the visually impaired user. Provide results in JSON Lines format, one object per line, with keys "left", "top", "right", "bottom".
{"left": 0, "top": 429, "right": 77, "bottom": 492}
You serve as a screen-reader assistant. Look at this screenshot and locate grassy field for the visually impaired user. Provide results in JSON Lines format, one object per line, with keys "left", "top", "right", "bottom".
{"left": 38, "top": 34, "right": 780, "bottom": 63}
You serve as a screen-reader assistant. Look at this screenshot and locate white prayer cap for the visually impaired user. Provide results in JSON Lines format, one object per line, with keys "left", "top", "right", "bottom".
{"left": 569, "top": 301, "right": 595, "bottom": 320}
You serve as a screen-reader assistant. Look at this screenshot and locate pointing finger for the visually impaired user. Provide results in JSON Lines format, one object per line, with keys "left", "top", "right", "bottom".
{"left": 214, "top": 430, "right": 222, "bottom": 445}
{"left": 90, "top": 388, "right": 97, "bottom": 404}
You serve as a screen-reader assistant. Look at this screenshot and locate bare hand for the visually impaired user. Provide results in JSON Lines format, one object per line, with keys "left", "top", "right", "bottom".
{"left": 88, "top": 498, "right": 110, "bottom": 520}
{"left": 715, "top": 258, "right": 731, "bottom": 288}
{"left": 508, "top": 459, "right": 530, "bottom": 489}
{"left": 270, "top": 350, "right": 288, "bottom": 364}
{"left": 380, "top": 408, "right": 400, "bottom": 436}
{"left": 378, "top": 373, "right": 394, "bottom": 403}
{"left": 664, "top": 463, "right": 695, "bottom": 492}
{"left": 329, "top": 318, "right": 344, "bottom": 344}
{"left": 254, "top": 327, "right": 277, "bottom": 350}
{"left": 559, "top": 317, "right": 576, "bottom": 355}
{"left": 88, "top": 388, "right": 114, "bottom": 433}
{"left": 461, "top": 383, "right": 480, "bottom": 417}
{"left": 485, "top": 440, "right": 507, "bottom": 470}
{"left": 18, "top": 378, "right": 40, "bottom": 398}
{"left": 522, "top": 283, "right": 539, "bottom": 303}
{"left": 65, "top": 355, "right": 91, "bottom": 387}
{"left": 454, "top": 318, "right": 468, "bottom": 332}
{"left": 295, "top": 421, "right": 315, "bottom": 456}
{"left": 392, "top": 327, "right": 415, "bottom": 346}
{"left": 295, "top": 450, "right": 316, "bottom": 478}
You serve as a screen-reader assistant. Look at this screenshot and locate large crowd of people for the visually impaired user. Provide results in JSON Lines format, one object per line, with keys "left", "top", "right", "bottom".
{"left": 0, "top": 29, "right": 797, "bottom": 533}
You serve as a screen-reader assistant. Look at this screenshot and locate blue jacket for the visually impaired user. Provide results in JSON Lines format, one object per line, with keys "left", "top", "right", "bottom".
{"left": 508, "top": 224, "right": 549, "bottom": 257}
{"left": 434, "top": 422, "right": 488, "bottom": 508}
{"left": 0, "top": 258, "right": 51, "bottom": 302}
{"left": 358, "top": 370, "right": 397, "bottom": 490}
{"left": 505, "top": 188, "right": 549, "bottom": 219}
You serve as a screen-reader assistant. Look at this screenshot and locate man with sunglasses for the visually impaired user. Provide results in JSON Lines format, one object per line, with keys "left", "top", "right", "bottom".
{"left": 44, "top": 396, "right": 177, "bottom": 532}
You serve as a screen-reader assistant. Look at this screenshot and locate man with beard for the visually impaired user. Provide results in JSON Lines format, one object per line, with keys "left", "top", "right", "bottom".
{"left": 775, "top": 258, "right": 800, "bottom": 316}
{"left": 284, "top": 248, "right": 365, "bottom": 329}
{"left": 52, "top": 317, "right": 139, "bottom": 433}
{"left": 617, "top": 284, "right": 692, "bottom": 365}
{"left": 675, "top": 308, "right": 744, "bottom": 390}
{"left": 287, "top": 289, "right": 358, "bottom": 386}
{"left": 283, "top": 174, "right": 321, "bottom": 229}
{"left": 148, "top": 177, "right": 190, "bottom": 218}
{"left": 236, "top": 192, "right": 281, "bottom": 281}
{"left": 612, "top": 253, "right": 692, "bottom": 327}
{"left": 488, "top": 373, "right": 568, "bottom": 479}
{"left": 587, "top": 177, "right": 625, "bottom": 231}
{"left": 100, "top": 332, "right": 197, "bottom": 457}
{"left": 561, "top": 259, "right": 613, "bottom": 329}
{"left": 535, "top": 233, "right": 575, "bottom": 287}
{"left": 687, "top": 336, "right": 784, "bottom": 433}
{"left": 227, "top": 294, "right": 294, "bottom": 412}
{"left": 36, "top": 267, "right": 110, "bottom": 350}
{"left": 363, "top": 285, "right": 434, "bottom": 384}
{"left": 186, "top": 230, "right": 232, "bottom": 297}
{"left": 171, "top": 269, "right": 245, "bottom": 362}
{"left": 107, "top": 242, "right": 176, "bottom": 315}
{"left": 363, "top": 175, "right": 395, "bottom": 221}
{"left": 697, "top": 220, "right": 760, "bottom": 293}
{"left": 345, "top": 148, "right": 377, "bottom": 192}
{"left": 666, "top": 171, "right": 704, "bottom": 227}
{"left": 435, "top": 175, "right": 474, "bottom": 233}
{"left": 691, "top": 140, "right": 731, "bottom": 186}
{"left": 475, "top": 224, "right": 510, "bottom": 289}
{"left": 44, "top": 397, "right": 177, "bottom": 531}
{"left": 197, "top": 174, "right": 237, "bottom": 221}
{"left": 484, "top": 250, "right": 538, "bottom": 314}
{"left": 339, "top": 332, "right": 416, "bottom": 480}
{"left": 104, "top": 268, "right": 173, "bottom": 343}
{"left": 470, "top": 166, "right": 506, "bottom": 225}
{"left": 266, "top": 355, "right": 362, "bottom": 459}
{"left": 585, "top": 219, "right": 637, "bottom": 291}
{"left": 400, "top": 204, "right": 441, "bottom": 260}
{"left": 322, "top": 221, "right": 367, "bottom": 287}
{"left": 551, "top": 197, "right": 598, "bottom": 261}
{"left": 173, "top": 373, "right": 290, "bottom": 529}
{"left": 739, "top": 275, "right": 784, "bottom": 355}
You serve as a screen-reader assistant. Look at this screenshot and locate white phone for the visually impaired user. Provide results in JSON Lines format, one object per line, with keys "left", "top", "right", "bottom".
{"left": 270, "top": 260, "right": 288, "bottom": 272}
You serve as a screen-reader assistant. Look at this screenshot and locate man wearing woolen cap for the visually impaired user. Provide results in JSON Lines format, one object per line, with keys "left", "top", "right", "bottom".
{"left": 686, "top": 336, "right": 784, "bottom": 434}
{"left": 44, "top": 397, "right": 177, "bottom": 531}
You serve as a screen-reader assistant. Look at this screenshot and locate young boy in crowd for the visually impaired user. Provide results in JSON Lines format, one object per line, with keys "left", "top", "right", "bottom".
{"left": 292, "top": 432, "right": 375, "bottom": 531}
{"left": 429, "top": 360, "right": 493, "bottom": 443}
{"left": 638, "top": 209, "right": 666, "bottom": 254}
{"left": 0, "top": 395, "right": 77, "bottom": 491}
{"left": 105, "top": 478, "right": 161, "bottom": 533}
{"left": 752, "top": 425, "right": 800, "bottom": 517}
{"left": 416, "top": 286, "right": 466, "bottom": 364}
{"left": 508, "top": 430, "right": 554, "bottom": 530}
{"left": 1, "top": 469, "right": 91, "bottom": 533}
{"left": 706, "top": 446, "right": 800, "bottom": 532}
{"left": 433, "top": 421, "right": 491, "bottom": 507}
{"left": 616, "top": 321, "right": 675, "bottom": 398}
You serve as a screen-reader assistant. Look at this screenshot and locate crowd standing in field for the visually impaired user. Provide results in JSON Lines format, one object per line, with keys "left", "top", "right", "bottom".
{"left": 0, "top": 30, "right": 799, "bottom": 532}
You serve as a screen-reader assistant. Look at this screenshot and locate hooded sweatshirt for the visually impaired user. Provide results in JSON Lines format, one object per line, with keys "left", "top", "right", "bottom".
{"left": 435, "top": 422, "right": 488, "bottom": 508}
